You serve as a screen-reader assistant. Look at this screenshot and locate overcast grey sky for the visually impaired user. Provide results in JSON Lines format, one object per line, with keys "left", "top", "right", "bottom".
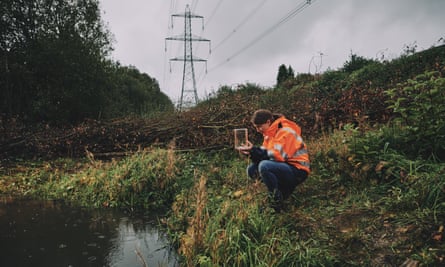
{"left": 99, "top": 0, "right": 445, "bottom": 104}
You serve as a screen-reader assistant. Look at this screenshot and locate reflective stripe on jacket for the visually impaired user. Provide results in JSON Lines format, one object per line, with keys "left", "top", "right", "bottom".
{"left": 261, "top": 116, "right": 311, "bottom": 174}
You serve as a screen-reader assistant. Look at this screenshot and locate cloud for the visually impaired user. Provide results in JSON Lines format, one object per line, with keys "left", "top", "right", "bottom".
{"left": 100, "top": 0, "right": 445, "bottom": 103}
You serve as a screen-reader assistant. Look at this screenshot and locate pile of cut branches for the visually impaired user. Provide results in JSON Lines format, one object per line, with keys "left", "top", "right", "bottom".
{"left": 0, "top": 102, "right": 258, "bottom": 160}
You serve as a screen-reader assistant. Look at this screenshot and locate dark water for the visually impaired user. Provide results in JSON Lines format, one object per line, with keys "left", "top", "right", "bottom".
{"left": 0, "top": 197, "right": 179, "bottom": 267}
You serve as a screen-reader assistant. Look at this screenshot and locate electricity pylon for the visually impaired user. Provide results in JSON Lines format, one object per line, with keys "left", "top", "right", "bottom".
{"left": 165, "top": 4, "right": 210, "bottom": 110}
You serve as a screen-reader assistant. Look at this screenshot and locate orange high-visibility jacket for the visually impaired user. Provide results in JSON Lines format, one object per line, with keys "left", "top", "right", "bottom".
{"left": 261, "top": 116, "right": 311, "bottom": 174}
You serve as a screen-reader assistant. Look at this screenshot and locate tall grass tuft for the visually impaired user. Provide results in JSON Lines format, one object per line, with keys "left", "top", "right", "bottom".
{"left": 23, "top": 147, "right": 185, "bottom": 209}
{"left": 178, "top": 171, "right": 209, "bottom": 266}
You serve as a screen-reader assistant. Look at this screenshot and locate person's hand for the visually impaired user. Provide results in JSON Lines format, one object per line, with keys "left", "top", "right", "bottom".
{"left": 250, "top": 146, "right": 268, "bottom": 163}
{"left": 237, "top": 140, "right": 253, "bottom": 155}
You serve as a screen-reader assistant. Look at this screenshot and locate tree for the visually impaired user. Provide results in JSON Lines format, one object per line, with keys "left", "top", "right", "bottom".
{"left": 342, "top": 53, "right": 374, "bottom": 73}
{"left": 0, "top": 0, "right": 113, "bottom": 121}
{"left": 103, "top": 65, "right": 173, "bottom": 117}
{"left": 276, "top": 64, "right": 295, "bottom": 87}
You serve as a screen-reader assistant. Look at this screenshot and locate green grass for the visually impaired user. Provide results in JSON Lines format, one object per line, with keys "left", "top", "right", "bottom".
{"left": 163, "top": 126, "right": 444, "bottom": 266}
{"left": 1, "top": 127, "right": 444, "bottom": 266}
{"left": 1, "top": 147, "right": 184, "bottom": 209}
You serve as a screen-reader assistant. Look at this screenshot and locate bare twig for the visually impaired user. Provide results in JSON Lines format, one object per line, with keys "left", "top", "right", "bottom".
{"left": 135, "top": 247, "right": 148, "bottom": 267}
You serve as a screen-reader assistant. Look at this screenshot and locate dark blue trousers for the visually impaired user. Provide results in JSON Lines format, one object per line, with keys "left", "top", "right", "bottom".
{"left": 247, "top": 160, "right": 307, "bottom": 203}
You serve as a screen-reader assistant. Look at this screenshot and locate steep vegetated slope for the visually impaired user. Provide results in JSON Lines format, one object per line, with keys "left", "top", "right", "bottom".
{"left": 1, "top": 45, "right": 444, "bottom": 160}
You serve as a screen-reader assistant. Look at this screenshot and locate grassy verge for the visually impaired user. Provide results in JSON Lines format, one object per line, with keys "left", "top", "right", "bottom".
{"left": 1, "top": 127, "right": 444, "bottom": 266}
{"left": 164, "top": 127, "right": 444, "bottom": 266}
{"left": 0, "top": 146, "right": 185, "bottom": 210}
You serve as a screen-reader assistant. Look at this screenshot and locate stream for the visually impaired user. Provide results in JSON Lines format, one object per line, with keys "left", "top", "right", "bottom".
{"left": 0, "top": 197, "right": 179, "bottom": 267}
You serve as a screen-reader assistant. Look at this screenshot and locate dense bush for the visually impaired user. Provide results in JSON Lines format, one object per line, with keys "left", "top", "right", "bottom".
{"left": 386, "top": 71, "right": 445, "bottom": 160}
{"left": 0, "top": 0, "right": 173, "bottom": 122}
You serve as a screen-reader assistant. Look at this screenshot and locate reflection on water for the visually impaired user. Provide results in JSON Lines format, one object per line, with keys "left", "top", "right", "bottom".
{"left": 0, "top": 197, "right": 179, "bottom": 267}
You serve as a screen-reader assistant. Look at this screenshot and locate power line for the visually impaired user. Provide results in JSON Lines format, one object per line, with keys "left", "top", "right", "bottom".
{"left": 193, "top": 0, "right": 266, "bottom": 88}
{"left": 196, "top": 0, "right": 270, "bottom": 87}
{"left": 204, "top": 0, "right": 225, "bottom": 28}
{"left": 190, "top": 0, "right": 225, "bottom": 86}
{"left": 212, "top": 0, "right": 269, "bottom": 52}
{"left": 169, "top": 0, "right": 176, "bottom": 15}
{"left": 191, "top": 0, "right": 199, "bottom": 12}
{"left": 197, "top": 0, "right": 269, "bottom": 87}
{"left": 163, "top": 0, "right": 179, "bottom": 103}
{"left": 209, "top": 0, "right": 315, "bottom": 72}
{"left": 193, "top": 0, "right": 222, "bottom": 56}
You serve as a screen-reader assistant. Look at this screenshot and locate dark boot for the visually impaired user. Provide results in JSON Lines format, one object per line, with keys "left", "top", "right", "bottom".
{"left": 270, "top": 190, "right": 284, "bottom": 213}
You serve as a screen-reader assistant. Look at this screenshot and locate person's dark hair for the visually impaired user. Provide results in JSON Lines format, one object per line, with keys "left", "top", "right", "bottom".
{"left": 251, "top": 109, "right": 282, "bottom": 125}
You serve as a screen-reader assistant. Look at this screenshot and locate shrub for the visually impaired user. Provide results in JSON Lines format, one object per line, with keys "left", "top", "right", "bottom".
{"left": 386, "top": 71, "right": 445, "bottom": 160}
